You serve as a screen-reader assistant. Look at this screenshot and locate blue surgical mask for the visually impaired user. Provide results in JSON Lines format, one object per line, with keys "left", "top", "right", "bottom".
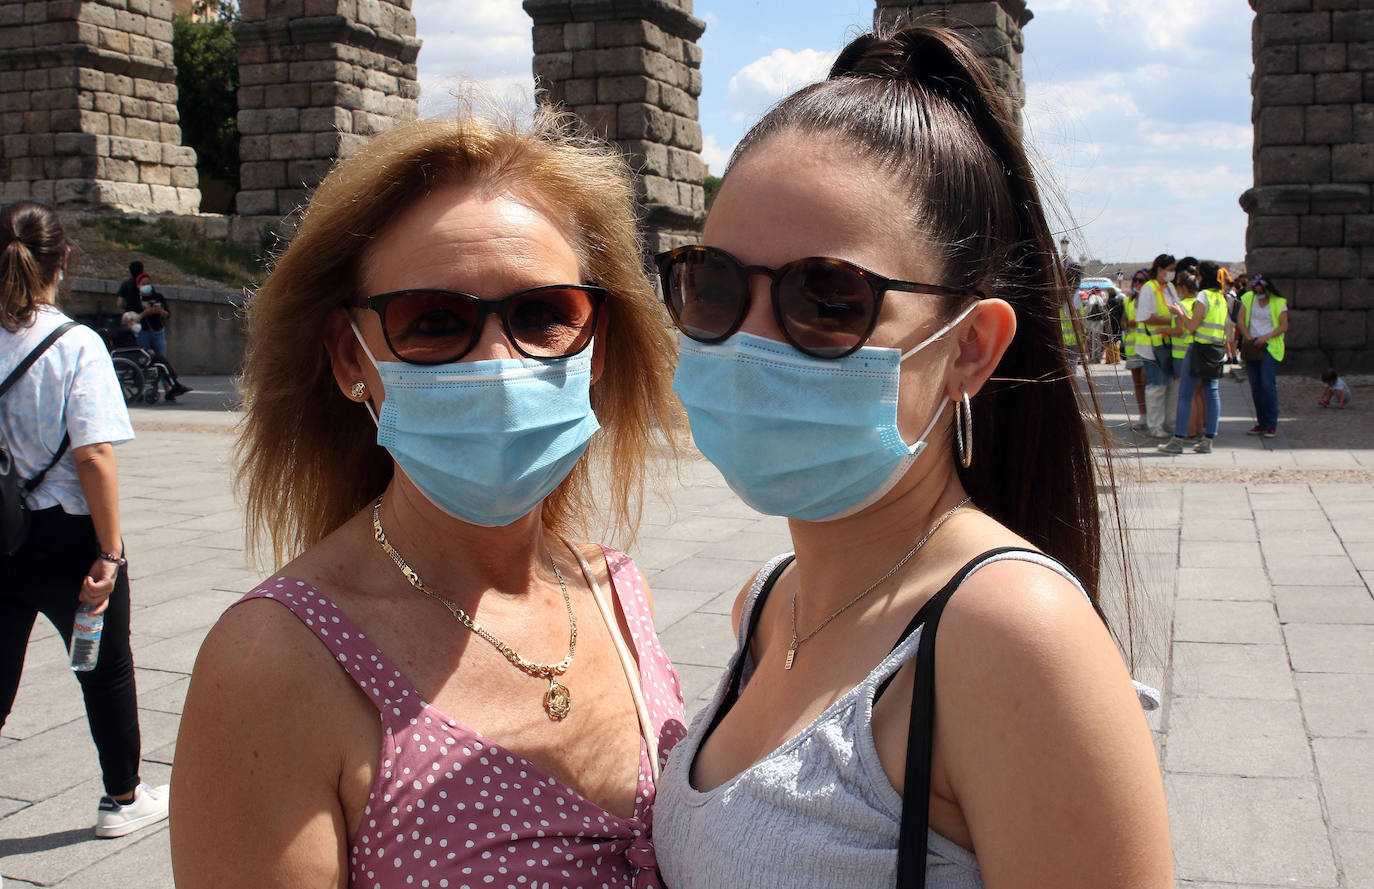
{"left": 139, "top": 284, "right": 152, "bottom": 295}
{"left": 672, "top": 305, "right": 974, "bottom": 522}
{"left": 352, "top": 323, "right": 601, "bottom": 527}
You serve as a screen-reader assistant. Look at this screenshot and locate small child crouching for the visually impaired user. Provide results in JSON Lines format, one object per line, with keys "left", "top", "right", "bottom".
{"left": 1319, "top": 368, "right": 1352, "bottom": 408}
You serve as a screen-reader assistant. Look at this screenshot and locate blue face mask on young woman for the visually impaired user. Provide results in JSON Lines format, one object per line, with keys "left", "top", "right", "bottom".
{"left": 671, "top": 304, "right": 974, "bottom": 522}
{"left": 352, "top": 323, "right": 601, "bottom": 527}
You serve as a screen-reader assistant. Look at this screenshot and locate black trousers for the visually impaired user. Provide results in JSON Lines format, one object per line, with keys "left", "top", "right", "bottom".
{"left": 1, "top": 506, "right": 141, "bottom": 797}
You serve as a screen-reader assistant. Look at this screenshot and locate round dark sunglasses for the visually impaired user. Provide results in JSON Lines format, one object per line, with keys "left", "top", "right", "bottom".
{"left": 348, "top": 284, "right": 606, "bottom": 365}
{"left": 655, "top": 245, "right": 981, "bottom": 359}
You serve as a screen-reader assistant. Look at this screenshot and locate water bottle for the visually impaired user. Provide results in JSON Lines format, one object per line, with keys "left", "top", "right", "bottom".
{"left": 70, "top": 601, "right": 103, "bottom": 672}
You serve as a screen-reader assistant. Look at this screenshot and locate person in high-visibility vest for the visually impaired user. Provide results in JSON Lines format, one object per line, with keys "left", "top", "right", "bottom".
{"left": 1158, "top": 262, "right": 1229, "bottom": 454}
{"left": 1240, "top": 274, "right": 1289, "bottom": 437}
{"left": 1061, "top": 261, "right": 1082, "bottom": 366}
{"left": 1123, "top": 269, "right": 1149, "bottom": 429}
{"left": 1135, "top": 253, "right": 1179, "bottom": 438}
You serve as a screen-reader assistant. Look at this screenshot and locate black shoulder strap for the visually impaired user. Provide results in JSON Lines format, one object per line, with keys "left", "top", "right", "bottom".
{"left": 0, "top": 321, "right": 78, "bottom": 399}
{"left": 895, "top": 546, "right": 1040, "bottom": 889}
{"left": 702, "top": 554, "right": 796, "bottom": 741}
{"left": 1, "top": 321, "right": 78, "bottom": 495}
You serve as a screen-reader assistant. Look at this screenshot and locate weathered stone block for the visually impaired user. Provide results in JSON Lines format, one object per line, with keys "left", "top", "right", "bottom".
{"left": 1349, "top": 213, "right": 1374, "bottom": 246}
{"left": 1319, "top": 246, "right": 1361, "bottom": 276}
{"left": 578, "top": 104, "right": 617, "bottom": 140}
{"left": 265, "top": 107, "right": 300, "bottom": 132}
{"left": 1320, "top": 309, "right": 1367, "bottom": 349}
{"left": 564, "top": 21, "right": 595, "bottom": 50}
{"left": 238, "top": 108, "right": 270, "bottom": 135}
{"left": 1249, "top": 246, "right": 1320, "bottom": 277}
{"left": 533, "top": 52, "right": 573, "bottom": 82}
{"left": 170, "top": 165, "right": 198, "bottom": 188}
{"left": 1260, "top": 105, "right": 1305, "bottom": 145}
{"left": 1306, "top": 104, "right": 1352, "bottom": 142}
{"left": 240, "top": 160, "right": 285, "bottom": 190}
{"left": 598, "top": 75, "right": 656, "bottom": 104}
{"left": 618, "top": 102, "right": 672, "bottom": 142}
{"left": 532, "top": 24, "right": 563, "bottom": 54}
{"left": 300, "top": 106, "right": 351, "bottom": 132}
{"left": 1258, "top": 73, "right": 1315, "bottom": 105}
{"left": 1301, "top": 214, "right": 1344, "bottom": 246}
{"left": 1334, "top": 144, "right": 1374, "bottom": 182}
{"left": 659, "top": 82, "right": 696, "bottom": 118}
{"left": 124, "top": 117, "right": 160, "bottom": 141}
{"left": 563, "top": 77, "right": 596, "bottom": 106}
{"left": 139, "top": 162, "right": 171, "bottom": 185}
{"left": 672, "top": 113, "right": 702, "bottom": 152}
{"left": 269, "top": 132, "right": 315, "bottom": 159}
{"left": 1343, "top": 278, "right": 1374, "bottom": 308}
{"left": 286, "top": 158, "right": 332, "bottom": 186}
{"left": 1262, "top": 11, "right": 1332, "bottom": 47}
{"left": 1311, "top": 183, "right": 1371, "bottom": 213}
{"left": 1257, "top": 145, "right": 1331, "bottom": 185}
{"left": 238, "top": 134, "right": 271, "bottom": 162}
{"left": 1332, "top": 9, "right": 1374, "bottom": 40}
{"left": 1350, "top": 41, "right": 1374, "bottom": 71}
{"left": 640, "top": 173, "right": 677, "bottom": 206}
{"left": 1316, "top": 71, "right": 1362, "bottom": 102}
{"left": 52, "top": 132, "right": 96, "bottom": 156}
{"left": 1249, "top": 214, "right": 1301, "bottom": 248}
{"left": 1299, "top": 41, "right": 1346, "bottom": 71}
{"left": 235, "top": 188, "right": 277, "bottom": 215}
{"left": 1295, "top": 277, "right": 1343, "bottom": 309}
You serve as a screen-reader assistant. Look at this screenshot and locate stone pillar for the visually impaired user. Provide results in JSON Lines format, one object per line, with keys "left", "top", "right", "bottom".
{"left": 524, "top": 0, "right": 707, "bottom": 254}
{"left": 873, "top": 0, "right": 1031, "bottom": 116}
{"left": 0, "top": 0, "right": 200, "bottom": 213}
{"left": 1241, "top": 0, "right": 1373, "bottom": 371}
{"left": 235, "top": 0, "right": 421, "bottom": 222}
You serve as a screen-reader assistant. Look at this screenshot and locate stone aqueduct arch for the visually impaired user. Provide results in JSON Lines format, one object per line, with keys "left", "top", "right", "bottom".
{"left": 0, "top": 0, "right": 1368, "bottom": 367}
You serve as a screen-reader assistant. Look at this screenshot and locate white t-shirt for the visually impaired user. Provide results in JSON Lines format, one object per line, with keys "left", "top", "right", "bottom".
{"left": 0, "top": 306, "right": 135, "bottom": 514}
{"left": 1135, "top": 279, "right": 1177, "bottom": 363}
{"left": 1248, "top": 298, "right": 1276, "bottom": 339}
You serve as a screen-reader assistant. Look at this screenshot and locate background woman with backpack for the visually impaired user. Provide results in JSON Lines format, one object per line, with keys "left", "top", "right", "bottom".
{"left": 0, "top": 201, "right": 169, "bottom": 839}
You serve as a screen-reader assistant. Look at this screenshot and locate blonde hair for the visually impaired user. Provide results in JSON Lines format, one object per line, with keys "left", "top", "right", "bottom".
{"left": 236, "top": 111, "right": 682, "bottom": 566}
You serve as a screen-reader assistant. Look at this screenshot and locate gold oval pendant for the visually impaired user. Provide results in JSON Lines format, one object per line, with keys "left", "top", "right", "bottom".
{"left": 544, "top": 680, "right": 571, "bottom": 721}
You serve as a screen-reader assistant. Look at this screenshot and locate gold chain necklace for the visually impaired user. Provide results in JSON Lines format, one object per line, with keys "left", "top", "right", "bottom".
{"left": 786, "top": 496, "right": 971, "bottom": 670}
{"left": 371, "top": 497, "right": 578, "bottom": 721}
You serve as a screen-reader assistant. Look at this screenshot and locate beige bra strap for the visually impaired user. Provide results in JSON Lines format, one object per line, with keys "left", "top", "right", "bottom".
{"left": 561, "top": 539, "right": 661, "bottom": 784}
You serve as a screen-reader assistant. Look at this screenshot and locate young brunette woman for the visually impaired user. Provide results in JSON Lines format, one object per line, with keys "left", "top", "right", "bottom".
{"left": 651, "top": 24, "right": 1172, "bottom": 889}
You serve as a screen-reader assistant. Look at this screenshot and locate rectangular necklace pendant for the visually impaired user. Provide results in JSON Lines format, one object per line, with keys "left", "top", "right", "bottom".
{"left": 784, "top": 646, "right": 796, "bottom": 670}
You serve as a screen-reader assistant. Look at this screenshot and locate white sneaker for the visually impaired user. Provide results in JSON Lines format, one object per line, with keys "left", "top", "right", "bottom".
{"left": 94, "top": 781, "right": 170, "bottom": 838}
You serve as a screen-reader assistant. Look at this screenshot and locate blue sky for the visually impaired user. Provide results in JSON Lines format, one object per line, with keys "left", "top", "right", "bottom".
{"left": 411, "top": 0, "right": 1254, "bottom": 263}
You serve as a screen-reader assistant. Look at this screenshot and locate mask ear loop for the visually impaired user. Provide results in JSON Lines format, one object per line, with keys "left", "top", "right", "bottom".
{"left": 898, "top": 299, "right": 979, "bottom": 361}
{"left": 349, "top": 318, "right": 381, "bottom": 427}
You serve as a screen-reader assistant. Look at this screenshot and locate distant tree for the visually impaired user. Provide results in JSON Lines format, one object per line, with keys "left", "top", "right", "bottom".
{"left": 704, "top": 175, "right": 721, "bottom": 209}
{"left": 173, "top": 0, "right": 240, "bottom": 187}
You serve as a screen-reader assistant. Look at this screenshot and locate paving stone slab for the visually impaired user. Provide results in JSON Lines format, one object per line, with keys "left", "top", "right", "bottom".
{"left": 0, "top": 710, "right": 179, "bottom": 804}
{"left": 650, "top": 585, "right": 738, "bottom": 634}
{"left": 1170, "top": 642, "right": 1296, "bottom": 701}
{"left": 1274, "top": 585, "right": 1374, "bottom": 625}
{"left": 1266, "top": 555, "right": 1364, "bottom": 589}
{"left": 1285, "top": 624, "right": 1374, "bottom": 674}
{"left": 1180, "top": 539, "right": 1262, "bottom": 568}
{"left": 1297, "top": 673, "right": 1374, "bottom": 738}
{"left": 46, "top": 824, "right": 173, "bottom": 889}
{"left": 0, "top": 765, "right": 171, "bottom": 888}
{"left": 1173, "top": 600, "right": 1283, "bottom": 645}
{"left": 675, "top": 662, "right": 726, "bottom": 723}
{"left": 1311, "top": 738, "right": 1374, "bottom": 831}
{"left": 1176, "top": 567, "right": 1273, "bottom": 602}
{"left": 1261, "top": 533, "right": 1348, "bottom": 560}
{"left": 1164, "top": 697, "right": 1312, "bottom": 777}
{"left": 1333, "top": 830, "right": 1374, "bottom": 889}
{"left": 1166, "top": 773, "right": 1336, "bottom": 887}
{"left": 649, "top": 555, "right": 764, "bottom": 597}
{"left": 657, "top": 611, "right": 737, "bottom": 669}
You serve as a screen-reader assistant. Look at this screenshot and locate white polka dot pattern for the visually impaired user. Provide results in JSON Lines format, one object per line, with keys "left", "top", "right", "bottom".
{"left": 234, "top": 548, "right": 688, "bottom": 889}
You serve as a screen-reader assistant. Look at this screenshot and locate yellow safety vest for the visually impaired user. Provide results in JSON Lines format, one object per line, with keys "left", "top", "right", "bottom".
{"left": 1140, "top": 280, "right": 1171, "bottom": 348}
{"left": 1240, "top": 291, "right": 1287, "bottom": 361}
{"left": 1123, "top": 295, "right": 1139, "bottom": 358}
{"left": 1059, "top": 300, "right": 1078, "bottom": 347}
{"left": 1172, "top": 294, "right": 1196, "bottom": 359}
{"left": 1193, "top": 288, "right": 1228, "bottom": 346}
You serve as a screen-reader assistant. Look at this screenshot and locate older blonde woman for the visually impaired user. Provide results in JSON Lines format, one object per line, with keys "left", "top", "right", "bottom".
{"left": 171, "top": 113, "right": 687, "bottom": 888}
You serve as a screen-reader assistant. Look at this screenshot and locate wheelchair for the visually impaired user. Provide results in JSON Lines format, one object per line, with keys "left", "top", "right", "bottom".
{"left": 105, "top": 331, "right": 175, "bottom": 405}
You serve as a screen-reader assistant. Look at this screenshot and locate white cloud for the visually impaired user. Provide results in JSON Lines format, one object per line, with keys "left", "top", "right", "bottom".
{"left": 726, "top": 47, "right": 837, "bottom": 113}
{"left": 700, "top": 134, "right": 731, "bottom": 177}
{"left": 412, "top": 0, "right": 534, "bottom": 118}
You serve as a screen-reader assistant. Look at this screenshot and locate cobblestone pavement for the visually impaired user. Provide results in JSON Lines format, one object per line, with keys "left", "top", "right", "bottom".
{"left": 2, "top": 367, "right": 1371, "bottom": 888}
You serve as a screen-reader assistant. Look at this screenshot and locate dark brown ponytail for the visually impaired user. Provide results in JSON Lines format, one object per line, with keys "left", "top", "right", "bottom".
{"left": 1, "top": 201, "right": 67, "bottom": 332}
{"left": 723, "top": 23, "right": 1127, "bottom": 639}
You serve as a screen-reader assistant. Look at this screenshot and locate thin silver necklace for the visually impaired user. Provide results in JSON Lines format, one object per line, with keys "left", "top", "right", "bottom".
{"left": 785, "top": 496, "right": 972, "bottom": 670}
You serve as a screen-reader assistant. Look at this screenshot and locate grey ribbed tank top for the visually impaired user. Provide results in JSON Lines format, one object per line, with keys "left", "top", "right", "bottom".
{"left": 653, "top": 549, "right": 1159, "bottom": 889}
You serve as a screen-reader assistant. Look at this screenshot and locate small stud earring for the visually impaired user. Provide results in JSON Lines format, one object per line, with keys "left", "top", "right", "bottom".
{"left": 350, "top": 381, "right": 367, "bottom": 400}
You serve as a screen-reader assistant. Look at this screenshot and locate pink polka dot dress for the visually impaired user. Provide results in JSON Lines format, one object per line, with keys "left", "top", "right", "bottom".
{"left": 233, "top": 545, "right": 688, "bottom": 889}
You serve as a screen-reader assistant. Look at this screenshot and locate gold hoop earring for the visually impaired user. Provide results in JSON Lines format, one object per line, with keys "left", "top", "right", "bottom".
{"left": 954, "top": 386, "right": 973, "bottom": 469}
{"left": 350, "top": 381, "right": 367, "bottom": 400}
